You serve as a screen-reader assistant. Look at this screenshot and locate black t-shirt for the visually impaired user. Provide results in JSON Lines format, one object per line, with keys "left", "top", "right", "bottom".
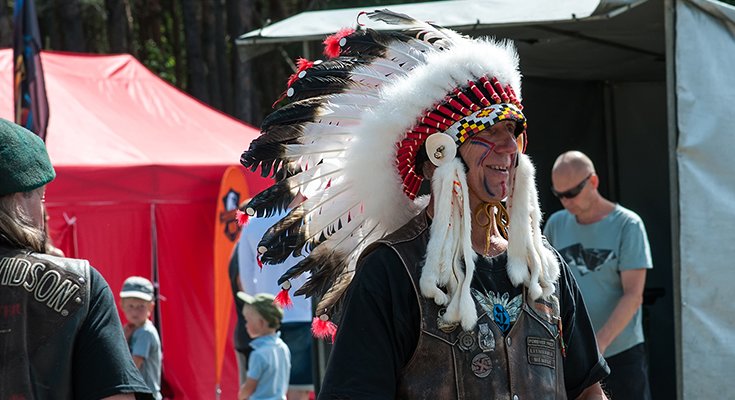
{"left": 75, "top": 267, "right": 154, "bottom": 400}
{"left": 319, "top": 245, "right": 608, "bottom": 399}
{"left": 229, "top": 248, "right": 252, "bottom": 354}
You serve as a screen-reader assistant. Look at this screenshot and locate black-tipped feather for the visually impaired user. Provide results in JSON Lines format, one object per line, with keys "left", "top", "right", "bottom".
{"left": 262, "top": 97, "right": 323, "bottom": 129}
{"left": 242, "top": 100, "right": 322, "bottom": 175}
{"left": 292, "top": 253, "right": 347, "bottom": 299}
{"left": 284, "top": 205, "right": 358, "bottom": 261}
{"left": 246, "top": 164, "right": 337, "bottom": 217}
{"left": 340, "top": 29, "right": 412, "bottom": 58}
{"left": 287, "top": 76, "right": 354, "bottom": 103}
{"left": 244, "top": 181, "right": 298, "bottom": 219}
{"left": 241, "top": 125, "right": 307, "bottom": 177}
{"left": 240, "top": 139, "right": 287, "bottom": 169}
{"left": 367, "top": 9, "right": 455, "bottom": 49}
{"left": 366, "top": 9, "right": 417, "bottom": 26}
{"left": 311, "top": 57, "right": 363, "bottom": 71}
{"left": 315, "top": 269, "right": 355, "bottom": 317}
{"left": 258, "top": 206, "right": 313, "bottom": 265}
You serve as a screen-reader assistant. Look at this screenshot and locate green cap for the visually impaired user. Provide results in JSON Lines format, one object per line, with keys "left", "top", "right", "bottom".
{"left": 0, "top": 119, "right": 55, "bottom": 196}
{"left": 237, "top": 292, "right": 284, "bottom": 327}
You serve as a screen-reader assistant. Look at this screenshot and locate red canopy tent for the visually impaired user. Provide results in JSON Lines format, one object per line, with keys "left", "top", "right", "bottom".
{"left": 0, "top": 49, "right": 270, "bottom": 399}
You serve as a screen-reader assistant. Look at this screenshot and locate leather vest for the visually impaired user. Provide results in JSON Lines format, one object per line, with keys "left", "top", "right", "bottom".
{"left": 377, "top": 213, "right": 566, "bottom": 400}
{"left": 0, "top": 246, "right": 91, "bottom": 399}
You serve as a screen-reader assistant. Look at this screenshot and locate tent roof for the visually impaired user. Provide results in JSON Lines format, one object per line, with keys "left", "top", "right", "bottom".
{"left": 236, "top": 0, "right": 666, "bottom": 82}
{"left": 237, "top": 0, "right": 620, "bottom": 44}
{"left": 0, "top": 49, "right": 259, "bottom": 167}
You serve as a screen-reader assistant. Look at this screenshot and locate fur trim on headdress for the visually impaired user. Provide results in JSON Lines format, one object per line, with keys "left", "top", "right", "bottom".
{"left": 507, "top": 154, "right": 560, "bottom": 300}
{"left": 420, "top": 158, "right": 478, "bottom": 330}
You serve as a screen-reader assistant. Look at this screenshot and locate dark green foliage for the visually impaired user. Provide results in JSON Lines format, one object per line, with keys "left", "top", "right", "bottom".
{"left": 0, "top": 0, "right": 435, "bottom": 125}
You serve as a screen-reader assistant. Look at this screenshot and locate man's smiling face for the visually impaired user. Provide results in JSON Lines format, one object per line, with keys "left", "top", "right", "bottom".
{"left": 458, "top": 120, "right": 519, "bottom": 202}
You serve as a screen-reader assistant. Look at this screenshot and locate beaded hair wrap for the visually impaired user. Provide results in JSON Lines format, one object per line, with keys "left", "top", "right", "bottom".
{"left": 239, "top": 10, "right": 559, "bottom": 338}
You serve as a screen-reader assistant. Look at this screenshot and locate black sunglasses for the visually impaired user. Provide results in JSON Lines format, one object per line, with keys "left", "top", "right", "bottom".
{"left": 552, "top": 174, "right": 592, "bottom": 199}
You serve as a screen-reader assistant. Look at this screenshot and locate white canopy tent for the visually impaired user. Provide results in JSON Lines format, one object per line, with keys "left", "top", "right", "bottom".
{"left": 237, "top": 1, "right": 735, "bottom": 398}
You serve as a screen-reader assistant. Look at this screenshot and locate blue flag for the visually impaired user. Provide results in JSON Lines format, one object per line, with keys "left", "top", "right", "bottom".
{"left": 13, "top": 0, "right": 49, "bottom": 141}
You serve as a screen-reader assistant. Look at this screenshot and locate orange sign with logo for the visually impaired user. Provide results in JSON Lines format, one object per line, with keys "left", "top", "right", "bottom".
{"left": 213, "top": 166, "right": 249, "bottom": 385}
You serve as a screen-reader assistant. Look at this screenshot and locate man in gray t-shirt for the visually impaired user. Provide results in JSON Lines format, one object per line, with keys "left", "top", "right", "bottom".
{"left": 544, "top": 151, "right": 652, "bottom": 400}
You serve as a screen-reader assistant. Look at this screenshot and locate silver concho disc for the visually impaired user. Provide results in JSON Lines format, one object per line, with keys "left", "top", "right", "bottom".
{"left": 458, "top": 331, "right": 476, "bottom": 351}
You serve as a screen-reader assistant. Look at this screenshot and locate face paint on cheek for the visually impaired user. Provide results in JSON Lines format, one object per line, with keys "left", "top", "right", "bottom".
{"left": 468, "top": 137, "right": 501, "bottom": 197}
{"left": 483, "top": 179, "right": 496, "bottom": 198}
{"left": 468, "top": 137, "right": 496, "bottom": 166}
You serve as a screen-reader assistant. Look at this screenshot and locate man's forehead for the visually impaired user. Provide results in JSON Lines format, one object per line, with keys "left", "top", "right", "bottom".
{"left": 553, "top": 162, "right": 591, "bottom": 179}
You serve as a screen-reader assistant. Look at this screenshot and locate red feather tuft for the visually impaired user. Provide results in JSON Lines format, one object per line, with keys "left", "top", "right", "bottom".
{"left": 257, "top": 254, "right": 263, "bottom": 270}
{"left": 323, "top": 28, "right": 355, "bottom": 58}
{"left": 274, "top": 288, "right": 293, "bottom": 309}
{"left": 287, "top": 58, "right": 316, "bottom": 87}
{"left": 311, "top": 316, "right": 338, "bottom": 342}
{"left": 236, "top": 209, "right": 249, "bottom": 226}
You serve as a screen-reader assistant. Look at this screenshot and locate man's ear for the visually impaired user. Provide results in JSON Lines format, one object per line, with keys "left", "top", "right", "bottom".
{"left": 590, "top": 173, "right": 600, "bottom": 189}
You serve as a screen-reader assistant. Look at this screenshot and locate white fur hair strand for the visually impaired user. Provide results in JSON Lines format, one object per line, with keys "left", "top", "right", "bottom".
{"left": 506, "top": 154, "right": 560, "bottom": 300}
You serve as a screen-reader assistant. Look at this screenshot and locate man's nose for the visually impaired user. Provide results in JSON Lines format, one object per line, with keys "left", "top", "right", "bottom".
{"left": 495, "top": 132, "right": 518, "bottom": 153}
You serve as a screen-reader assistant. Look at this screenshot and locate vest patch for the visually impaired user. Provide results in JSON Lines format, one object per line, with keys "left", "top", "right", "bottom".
{"left": 527, "top": 336, "right": 556, "bottom": 369}
{"left": 478, "top": 323, "right": 495, "bottom": 352}
{"left": 0, "top": 257, "right": 81, "bottom": 315}
{"left": 471, "top": 353, "right": 493, "bottom": 378}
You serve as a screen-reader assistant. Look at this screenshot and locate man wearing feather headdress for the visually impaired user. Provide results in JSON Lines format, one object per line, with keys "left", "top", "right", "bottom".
{"left": 240, "top": 10, "right": 609, "bottom": 399}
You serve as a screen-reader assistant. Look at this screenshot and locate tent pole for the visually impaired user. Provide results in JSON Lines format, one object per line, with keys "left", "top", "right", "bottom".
{"left": 151, "top": 203, "right": 162, "bottom": 333}
{"left": 664, "top": 1, "right": 682, "bottom": 399}
{"left": 602, "top": 82, "right": 618, "bottom": 202}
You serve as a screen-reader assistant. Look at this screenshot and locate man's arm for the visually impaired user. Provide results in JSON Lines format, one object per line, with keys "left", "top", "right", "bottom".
{"left": 595, "top": 269, "right": 646, "bottom": 354}
{"left": 576, "top": 382, "right": 608, "bottom": 400}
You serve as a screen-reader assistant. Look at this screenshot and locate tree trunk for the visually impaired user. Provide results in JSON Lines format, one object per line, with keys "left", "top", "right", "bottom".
{"left": 214, "top": 0, "right": 232, "bottom": 115}
{"left": 136, "top": 0, "right": 162, "bottom": 63}
{"left": 0, "top": 2, "right": 12, "bottom": 48}
{"left": 227, "top": 0, "right": 257, "bottom": 123}
{"left": 106, "top": 0, "right": 129, "bottom": 53}
{"left": 165, "top": 0, "right": 185, "bottom": 88}
{"left": 202, "top": 0, "right": 222, "bottom": 110}
{"left": 57, "top": 0, "right": 86, "bottom": 52}
{"left": 180, "top": 0, "right": 207, "bottom": 102}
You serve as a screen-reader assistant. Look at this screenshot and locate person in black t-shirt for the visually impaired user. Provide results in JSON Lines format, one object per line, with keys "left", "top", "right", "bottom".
{"left": 0, "top": 118, "right": 152, "bottom": 399}
{"left": 237, "top": 11, "right": 609, "bottom": 400}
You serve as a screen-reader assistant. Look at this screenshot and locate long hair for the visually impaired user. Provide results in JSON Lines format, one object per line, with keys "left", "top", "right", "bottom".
{"left": 0, "top": 190, "right": 46, "bottom": 253}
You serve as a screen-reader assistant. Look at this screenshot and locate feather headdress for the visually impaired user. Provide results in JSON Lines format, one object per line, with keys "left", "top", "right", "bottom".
{"left": 240, "top": 10, "right": 559, "bottom": 337}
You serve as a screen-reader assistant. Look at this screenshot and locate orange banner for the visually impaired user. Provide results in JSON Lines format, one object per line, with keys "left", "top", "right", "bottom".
{"left": 213, "top": 166, "right": 249, "bottom": 385}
